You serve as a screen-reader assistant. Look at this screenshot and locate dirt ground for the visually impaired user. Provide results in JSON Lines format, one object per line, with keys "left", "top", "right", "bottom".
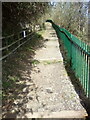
{"left": 2, "top": 23, "right": 88, "bottom": 119}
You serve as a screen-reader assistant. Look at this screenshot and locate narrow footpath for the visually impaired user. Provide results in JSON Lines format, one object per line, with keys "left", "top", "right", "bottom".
{"left": 4, "top": 23, "right": 87, "bottom": 119}
{"left": 24, "top": 23, "right": 87, "bottom": 118}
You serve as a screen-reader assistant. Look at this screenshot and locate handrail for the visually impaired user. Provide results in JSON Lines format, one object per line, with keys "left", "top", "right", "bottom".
{"left": 46, "top": 20, "right": 90, "bottom": 99}
{"left": 59, "top": 30, "right": 90, "bottom": 57}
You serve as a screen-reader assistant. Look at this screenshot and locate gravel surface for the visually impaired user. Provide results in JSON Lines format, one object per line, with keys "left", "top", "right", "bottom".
{"left": 25, "top": 24, "right": 87, "bottom": 118}
{"left": 3, "top": 23, "right": 87, "bottom": 119}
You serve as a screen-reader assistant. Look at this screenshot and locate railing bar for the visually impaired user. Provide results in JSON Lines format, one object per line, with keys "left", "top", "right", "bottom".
{"left": 58, "top": 29, "right": 90, "bottom": 57}
{"left": 88, "top": 56, "right": 90, "bottom": 98}
{"left": 0, "top": 34, "right": 34, "bottom": 61}
{"left": 0, "top": 32, "right": 33, "bottom": 51}
{"left": 1, "top": 37, "right": 24, "bottom": 51}
{"left": 86, "top": 55, "right": 89, "bottom": 97}
{"left": 50, "top": 21, "right": 90, "bottom": 99}
{"left": 2, "top": 34, "right": 14, "bottom": 39}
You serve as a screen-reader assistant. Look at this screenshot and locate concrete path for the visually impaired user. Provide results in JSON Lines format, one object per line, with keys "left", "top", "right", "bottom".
{"left": 24, "top": 23, "right": 87, "bottom": 118}
{"left": 4, "top": 23, "right": 87, "bottom": 119}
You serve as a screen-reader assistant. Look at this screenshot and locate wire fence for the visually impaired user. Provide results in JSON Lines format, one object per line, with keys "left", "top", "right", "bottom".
{"left": 1, "top": 29, "right": 34, "bottom": 61}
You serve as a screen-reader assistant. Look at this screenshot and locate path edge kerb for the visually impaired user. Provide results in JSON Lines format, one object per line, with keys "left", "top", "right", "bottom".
{"left": 25, "top": 111, "right": 88, "bottom": 118}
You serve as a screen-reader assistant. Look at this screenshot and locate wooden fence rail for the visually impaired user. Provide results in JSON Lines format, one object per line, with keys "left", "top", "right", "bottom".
{"left": 0, "top": 29, "right": 34, "bottom": 61}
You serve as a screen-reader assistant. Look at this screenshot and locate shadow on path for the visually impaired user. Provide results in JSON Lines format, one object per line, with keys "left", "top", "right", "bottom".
{"left": 2, "top": 32, "right": 47, "bottom": 119}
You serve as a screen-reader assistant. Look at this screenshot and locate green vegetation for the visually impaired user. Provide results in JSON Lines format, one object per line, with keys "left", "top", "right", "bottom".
{"left": 37, "top": 30, "right": 45, "bottom": 35}
{"left": 2, "top": 2, "right": 50, "bottom": 36}
{"left": 30, "top": 60, "right": 40, "bottom": 65}
{"left": 49, "top": 2, "right": 89, "bottom": 44}
{"left": 2, "top": 32, "right": 44, "bottom": 100}
{"left": 43, "top": 60, "right": 62, "bottom": 65}
{"left": 2, "top": 1, "right": 90, "bottom": 112}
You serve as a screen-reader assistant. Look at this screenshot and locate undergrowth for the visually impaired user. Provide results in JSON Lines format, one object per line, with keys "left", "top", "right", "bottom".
{"left": 2, "top": 31, "right": 44, "bottom": 102}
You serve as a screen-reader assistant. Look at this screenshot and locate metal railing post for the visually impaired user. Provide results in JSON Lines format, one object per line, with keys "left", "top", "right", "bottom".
{"left": 88, "top": 56, "right": 90, "bottom": 98}
{"left": 46, "top": 20, "right": 90, "bottom": 99}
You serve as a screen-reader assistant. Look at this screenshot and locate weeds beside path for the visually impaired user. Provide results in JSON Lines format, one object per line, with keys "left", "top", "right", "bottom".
{"left": 2, "top": 30, "right": 46, "bottom": 118}
{"left": 2, "top": 24, "right": 87, "bottom": 119}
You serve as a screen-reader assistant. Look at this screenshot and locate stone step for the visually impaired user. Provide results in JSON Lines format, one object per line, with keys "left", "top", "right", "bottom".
{"left": 25, "top": 111, "right": 88, "bottom": 119}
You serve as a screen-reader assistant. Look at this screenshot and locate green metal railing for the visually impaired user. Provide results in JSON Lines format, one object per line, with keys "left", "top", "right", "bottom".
{"left": 46, "top": 20, "right": 90, "bottom": 99}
